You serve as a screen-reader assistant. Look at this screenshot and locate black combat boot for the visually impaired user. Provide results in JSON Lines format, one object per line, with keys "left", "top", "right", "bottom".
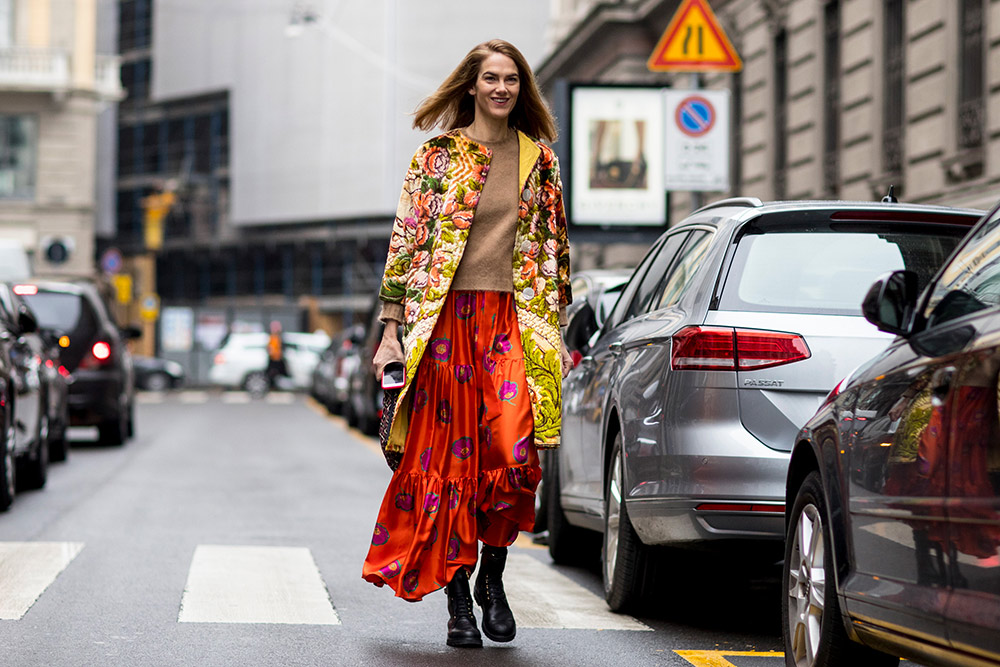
{"left": 445, "top": 568, "right": 482, "bottom": 648}
{"left": 473, "top": 545, "right": 516, "bottom": 642}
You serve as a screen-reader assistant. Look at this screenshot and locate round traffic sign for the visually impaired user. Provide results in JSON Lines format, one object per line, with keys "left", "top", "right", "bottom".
{"left": 675, "top": 95, "right": 716, "bottom": 137}
{"left": 101, "top": 248, "right": 123, "bottom": 274}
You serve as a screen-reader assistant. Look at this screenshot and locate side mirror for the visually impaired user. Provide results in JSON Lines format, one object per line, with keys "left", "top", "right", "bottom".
{"left": 122, "top": 325, "right": 143, "bottom": 340}
{"left": 564, "top": 301, "right": 597, "bottom": 355}
{"left": 16, "top": 307, "right": 37, "bottom": 334}
{"left": 861, "top": 270, "right": 918, "bottom": 335}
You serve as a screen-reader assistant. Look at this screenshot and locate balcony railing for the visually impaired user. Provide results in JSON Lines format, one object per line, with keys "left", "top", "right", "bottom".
{"left": 0, "top": 47, "right": 69, "bottom": 90}
{"left": 0, "top": 47, "right": 124, "bottom": 101}
{"left": 95, "top": 54, "right": 125, "bottom": 101}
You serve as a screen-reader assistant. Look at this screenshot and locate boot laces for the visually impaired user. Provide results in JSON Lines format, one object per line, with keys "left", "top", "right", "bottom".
{"left": 484, "top": 572, "right": 507, "bottom": 603}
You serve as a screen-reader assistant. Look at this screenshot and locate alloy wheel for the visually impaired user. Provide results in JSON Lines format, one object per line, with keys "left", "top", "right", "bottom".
{"left": 604, "top": 448, "right": 623, "bottom": 588}
{"left": 787, "top": 502, "right": 826, "bottom": 666}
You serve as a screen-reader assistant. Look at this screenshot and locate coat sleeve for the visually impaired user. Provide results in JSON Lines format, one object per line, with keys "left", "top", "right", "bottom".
{"left": 552, "top": 156, "right": 573, "bottom": 310}
{"left": 378, "top": 149, "right": 422, "bottom": 306}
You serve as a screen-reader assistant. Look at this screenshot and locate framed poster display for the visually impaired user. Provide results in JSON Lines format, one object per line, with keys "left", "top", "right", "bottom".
{"left": 570, "top": 86, "right": 665, "bottom": 226}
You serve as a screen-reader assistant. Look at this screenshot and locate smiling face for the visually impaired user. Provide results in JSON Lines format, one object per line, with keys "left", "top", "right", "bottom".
{"left": 469, "top": 52, "right": 520, "bottom": 125}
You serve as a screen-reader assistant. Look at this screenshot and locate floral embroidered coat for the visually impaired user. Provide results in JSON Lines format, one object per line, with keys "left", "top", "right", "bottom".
{"left": 380, "top": 129, "right": 571, "bottom": 454}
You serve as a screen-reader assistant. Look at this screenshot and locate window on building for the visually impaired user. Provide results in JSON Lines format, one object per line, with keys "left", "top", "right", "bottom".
{"left": 773, "top": 28, "right": 788, "bottom": 199}
{"left": 823, "top": 0, "right": 841, "bottom": 196}
{"left": 883, "top": 0, "right": 905, "bottom": 178}
{"left": 0, "top": 115, "right": 38, "bottom": 200}
{"left": 958, "top": 0, "right": 984, "bottom": 154}
{"left": 0, "top": 0, "right": 13, "bottom": 48}
{"left": 119, "top": 0, "right": 152, "bottom": 52}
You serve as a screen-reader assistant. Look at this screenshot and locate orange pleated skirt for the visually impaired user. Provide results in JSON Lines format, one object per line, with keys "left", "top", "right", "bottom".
{"left": 362, "top": 290, "right": 540, "bottom": 601}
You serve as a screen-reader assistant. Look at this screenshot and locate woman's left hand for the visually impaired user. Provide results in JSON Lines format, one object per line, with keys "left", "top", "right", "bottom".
{"left": 560, "top": 339, "right": 574, "bottom": 378}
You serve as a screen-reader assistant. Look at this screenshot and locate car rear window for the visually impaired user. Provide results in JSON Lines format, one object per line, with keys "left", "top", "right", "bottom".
{"left": 719, "top": 221, "right": 971, "bottom": 316}
{"left": 21, "top": 291, "right": 98, "bottom": 340}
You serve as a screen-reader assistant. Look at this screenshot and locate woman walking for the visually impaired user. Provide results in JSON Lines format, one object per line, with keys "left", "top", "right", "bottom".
{"left": 361, "top": 39, "right": 573, "bottom": 648}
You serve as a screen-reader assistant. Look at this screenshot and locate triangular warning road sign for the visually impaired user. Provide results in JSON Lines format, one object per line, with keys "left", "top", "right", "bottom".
{"left": 648, "top": 0, "right": 742, "bottom": 72}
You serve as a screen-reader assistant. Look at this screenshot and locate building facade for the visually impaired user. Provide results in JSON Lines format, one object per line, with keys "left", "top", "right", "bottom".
{"left": 114, "top": 0, "right": 550, "bottom": 378}
{"left": 539, "top": 0, "right": 1000, "bottom": 269}
{"left": 0, "top": 0, "right": 122, "bottom": 277}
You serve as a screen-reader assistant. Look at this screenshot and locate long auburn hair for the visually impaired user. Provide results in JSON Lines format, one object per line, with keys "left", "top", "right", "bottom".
{"left": 413, "top": 40, "right": 558, "bottom": 143}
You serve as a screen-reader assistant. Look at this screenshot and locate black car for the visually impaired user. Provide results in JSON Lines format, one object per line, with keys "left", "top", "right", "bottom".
{"left": 784, "top": 202, "right": 1000, "bottom": 666}
{"left": 15, "top": 281, "right": 140, "bottom": 445}
{"left": 134, "top": 356, "right": 185, "bottom": 391}
{"left": 0, "top": 286, "right": 52, "bottom": 509}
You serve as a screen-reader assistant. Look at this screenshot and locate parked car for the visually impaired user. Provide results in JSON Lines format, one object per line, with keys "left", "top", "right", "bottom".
{"left": 134, "top": 356, "right": 185, "bottom": 391}
{"left": 535, "top": 268, "right": 631, "bottom": 533}
{"left": 344, "top": 305, "right": 388, "bottom": 436}
{"left": 783, "top": 203, "right": 1000, "bottom": 667}
{"left": 0, "top": 285, "right": 69, "bottom": 464}
{"left": 0, "top": 287, "right": 49, "bottom": 508}
{"left": 311, "top": 325, "right": 363, "bottom": 414}
{"left": 548, "top": 196, "right": 986, "bottom": 611}
{"left": 15, "top": 280, "right": 140, "bottom": 446}
{"left": 208, "top": 330, "right": 330, "bottom": 394}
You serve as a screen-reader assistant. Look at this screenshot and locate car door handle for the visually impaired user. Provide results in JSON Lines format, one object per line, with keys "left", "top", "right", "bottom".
{"left": 608, "top": 341, "right": 623, "bottom": 357}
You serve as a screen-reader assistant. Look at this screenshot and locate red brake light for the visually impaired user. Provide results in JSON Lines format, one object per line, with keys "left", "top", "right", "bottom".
{"left": 671, "top": 326, "right": 810, "bottom": 371}
{"left": 12, "top": 284, "right": 37, "bottom": 296}
{"left": 734, "top": 329, "right": 811, "bottom": 370}
{"left": 213, "top": 353, "right": 225, "bottom": 366}
{"left": 671, "top": 327, "right": 736, "bottom": 370}
{"left": 79, "top": 341, "right": 113, "bottom": 369}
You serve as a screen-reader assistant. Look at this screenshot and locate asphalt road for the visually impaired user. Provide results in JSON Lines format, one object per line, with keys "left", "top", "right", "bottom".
{"left": 0, "top": 390, "right": 803, "bottom": 667}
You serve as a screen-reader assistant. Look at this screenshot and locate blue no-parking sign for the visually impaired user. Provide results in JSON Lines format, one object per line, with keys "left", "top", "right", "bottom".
{"left": 664, "top": 89, "right": 730, "bottom": 191}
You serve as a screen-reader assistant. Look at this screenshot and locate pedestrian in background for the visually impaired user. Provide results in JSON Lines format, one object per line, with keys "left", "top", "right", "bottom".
{"left": 265, "top": 321, "right": 287, "bottom": 389}
{"left": 362, "top": 39, "right": 573, "bottom": 648}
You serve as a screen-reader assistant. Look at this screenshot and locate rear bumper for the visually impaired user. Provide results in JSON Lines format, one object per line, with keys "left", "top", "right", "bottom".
{"left": 627, "top": 497, "right": 785, "bottom": 544}
{"left": 67, "top": 373, "right": 122, "bottom": 425}
{"left": 625, "top": 450, "right": 789, "bottom": 544}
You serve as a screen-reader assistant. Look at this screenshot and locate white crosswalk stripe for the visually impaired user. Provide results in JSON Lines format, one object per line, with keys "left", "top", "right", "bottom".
{"left": 0, "top": 542, "right": 84, "bottom": 620}
{"left": 0, "top": 540, "right": 645, "bottom": 631}
{"left": 179, "top": 391, "right": 210, "bottom": 403}
{"left": 220, "top": 391, "right": 251, "bottom": 404}
{"left": 178, "top": 545, "right": 340, "bottom": 625}
{"left": 495, "top": 553, "right": 650, "bottom": 631}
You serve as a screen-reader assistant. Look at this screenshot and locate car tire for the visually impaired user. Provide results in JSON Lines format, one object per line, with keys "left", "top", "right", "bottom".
{"left": 98, "top": 411, "right": 127, "bottom": 446}
{"left": 243, "top": 371, "right": 270, "bottom": 398}
{"left": 144, "top": 372, "right": 170, "bottom": 392}
{"left": 48, "top": 427, "right": 68, "bottom": 463}
{"left": 532, "top": 450, "right": 549, "bottom": 534}
{"left": 17, "top": 423, "right": 48, "bottom": 491}
{"left": 603, "top": 432, "right": 650, "bottom": 612}
{"left": 783, "top": 471, "right": 899, "bottom": 667}
{"left": 546, "top": 449, "right": 593, "bottom": 565}
{"left": 0, "top": 421, "right": 15, "bottom": 512}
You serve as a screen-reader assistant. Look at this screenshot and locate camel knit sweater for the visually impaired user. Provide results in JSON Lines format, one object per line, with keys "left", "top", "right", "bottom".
{"left": 381, "top": 128, "right": 566, "bottom": 326}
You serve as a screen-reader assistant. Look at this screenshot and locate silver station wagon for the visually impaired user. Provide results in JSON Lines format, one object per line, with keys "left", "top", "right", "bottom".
{"left": 547, "top": 197, "right": 985, "bottom": 611}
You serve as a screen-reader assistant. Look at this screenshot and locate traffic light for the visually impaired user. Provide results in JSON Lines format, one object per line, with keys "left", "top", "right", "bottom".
{"left": 142, "top": 191, "right": 176, "bottom": 251}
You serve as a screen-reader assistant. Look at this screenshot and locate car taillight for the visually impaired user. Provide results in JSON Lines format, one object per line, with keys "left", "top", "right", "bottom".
{"left": 79, "top": 341, "right": 113, "bottom": 369}
{"left": 671, "top": 326, "right": 810, "bottom": 371}
{"left": 213, "top": 353, "right": 225, "bottom": 366}
{"left": 12, "top": 284, "right": 37, "bottom": 296}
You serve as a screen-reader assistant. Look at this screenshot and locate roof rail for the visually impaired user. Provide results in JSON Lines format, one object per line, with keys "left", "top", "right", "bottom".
{"left": 692, "top": 197, "right": 763, "bottom": 214}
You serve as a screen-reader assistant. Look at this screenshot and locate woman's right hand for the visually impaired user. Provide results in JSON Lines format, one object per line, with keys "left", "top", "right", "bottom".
{"left": 373, "top": 322, "right": 404, "bottom": 379}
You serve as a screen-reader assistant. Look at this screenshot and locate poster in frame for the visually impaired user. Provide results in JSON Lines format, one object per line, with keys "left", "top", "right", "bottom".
{"left": 570, "top": 86, "right": 665, "bottom": 226}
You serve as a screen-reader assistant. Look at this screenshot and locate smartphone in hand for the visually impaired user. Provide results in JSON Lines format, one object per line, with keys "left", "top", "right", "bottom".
{"left": 381, "top": 362, "right": 405, "bottom": 390}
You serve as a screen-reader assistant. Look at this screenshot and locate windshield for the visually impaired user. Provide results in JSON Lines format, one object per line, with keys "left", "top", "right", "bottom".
{"left": 719, "top": 223, "right": 968, "bottom": 316}
{"left": 20, "top": 292, "right": 91, "bottom": 334}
